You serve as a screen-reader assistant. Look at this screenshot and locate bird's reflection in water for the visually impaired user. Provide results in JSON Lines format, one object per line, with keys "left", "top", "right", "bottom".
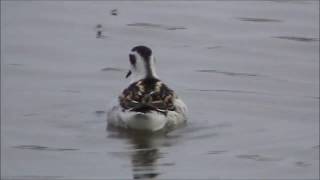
{"left": 108, "top": 127, "right": 168, "bottom": 180}
{"left": 129, "top": 132, "right": 162, "bottom": 179}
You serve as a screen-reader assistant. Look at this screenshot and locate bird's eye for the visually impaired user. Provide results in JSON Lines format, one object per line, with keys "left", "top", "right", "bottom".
{"left": 129, "top": 54, "right": 136, "bottom": 67}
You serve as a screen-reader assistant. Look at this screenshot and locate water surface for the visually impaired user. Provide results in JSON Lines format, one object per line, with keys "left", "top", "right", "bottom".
{"left": 1, "top": 1, "right": 319, "bottom": 179}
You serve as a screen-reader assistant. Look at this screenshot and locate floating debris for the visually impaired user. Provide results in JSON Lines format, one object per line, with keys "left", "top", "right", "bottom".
{"left": 111, "top": 9, "right": 118, "bottom": 16}
{"left": 95, "top": 24, "right": 103, "bottom": 38}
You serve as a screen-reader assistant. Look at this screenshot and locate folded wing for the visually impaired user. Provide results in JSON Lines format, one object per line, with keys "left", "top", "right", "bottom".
{"left": 119, "top": 79, "right": 176, "bottom": 114}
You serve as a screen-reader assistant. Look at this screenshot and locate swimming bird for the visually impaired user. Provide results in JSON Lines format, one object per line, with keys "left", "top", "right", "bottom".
{"left": 107, "top": 45, "right": 187, "bottom": 132}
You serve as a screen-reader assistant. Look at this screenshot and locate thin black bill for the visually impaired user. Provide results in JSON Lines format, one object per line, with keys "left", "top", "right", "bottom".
{"left": 126, "top": 70, "right": 132, "bottom": 78}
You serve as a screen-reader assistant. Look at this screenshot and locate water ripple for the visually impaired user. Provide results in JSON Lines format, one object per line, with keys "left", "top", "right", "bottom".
{"left": 236, "top": 154, "right": 282, "bottom": 162}
{"left": 274, "top": 36, "right": 319, "bottom": 42}
{"left": 13, "top": 145, "right": 79, "bottom": 151}
{"left": 101, "top": 67, "right": 125, "bottom": 72}
{"left": 127, "top": 22, "right": 186, "bottom": 31}
{"left": 237, "top": 17, "right": 283, "bottom": 23}
{"left": 196, "top": 69, "right": 259, "bottom": 77}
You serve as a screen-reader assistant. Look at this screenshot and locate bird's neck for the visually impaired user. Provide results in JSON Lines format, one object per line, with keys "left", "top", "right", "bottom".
{"left": 144, "top": 58, "right": 158, "bottom": 79}
{"left": 130, "top": 61, "right": 158, "bottom": 83}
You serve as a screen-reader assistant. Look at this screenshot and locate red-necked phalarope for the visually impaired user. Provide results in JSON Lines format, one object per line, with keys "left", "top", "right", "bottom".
{"left": 107, "top": 45, "right": 187, "bottom": 132}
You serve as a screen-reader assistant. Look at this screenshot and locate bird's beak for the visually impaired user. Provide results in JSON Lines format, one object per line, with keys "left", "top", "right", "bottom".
{"left": 125, "top": 70, "right": 132, "bottom": 78}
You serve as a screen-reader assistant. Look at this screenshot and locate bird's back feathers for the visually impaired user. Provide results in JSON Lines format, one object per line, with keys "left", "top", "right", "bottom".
{"left": 119, "top": 78, "right": 176, "bottom": 113}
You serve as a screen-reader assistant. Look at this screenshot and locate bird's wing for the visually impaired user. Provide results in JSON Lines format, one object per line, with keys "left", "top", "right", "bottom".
{"left": 119, "top": 80, "right": 176, "bottom": 111}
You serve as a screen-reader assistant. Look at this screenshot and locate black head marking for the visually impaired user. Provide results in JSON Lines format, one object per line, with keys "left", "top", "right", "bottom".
{"left": 131, "top": 45, "right": 152, "bottom": 60}
{"left": 130, "top": 45, "right": 156, "bottom": 79}
{"left": 129, "top": 54, "right": 136, "bottom": 68}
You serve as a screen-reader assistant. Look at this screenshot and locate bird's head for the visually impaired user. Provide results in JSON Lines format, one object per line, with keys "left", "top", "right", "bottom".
{"left": 126, "top": 45, "right": 158, "bottom": 82}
